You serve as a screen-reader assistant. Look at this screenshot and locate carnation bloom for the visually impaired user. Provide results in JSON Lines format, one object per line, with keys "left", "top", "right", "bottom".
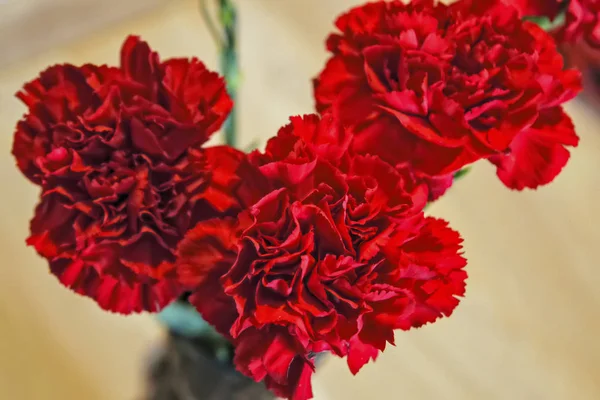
{"left": 506, "top": 0, "right": 600, "bottom": 49}
{"left": 13, "top": 36, "right": 242, "bottom": 313}
{"left": 563, "top": 0, "right": 600, "bottom": 47}
{"left": 177, "top": 114, "right": 467, "bottom": 400}
{"left": 504, "top": 0, "right": 565, "bottom": 19}
{"left": 313, "top": 0, "right": 581, "bottom": 190}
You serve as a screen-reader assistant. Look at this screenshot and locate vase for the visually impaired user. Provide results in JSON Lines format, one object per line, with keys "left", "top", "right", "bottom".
{"left": 142, "top": 330, "right": 276, "bottom": 400}
{"left": 141, "top": 298, "right": 276, "bottom": 400}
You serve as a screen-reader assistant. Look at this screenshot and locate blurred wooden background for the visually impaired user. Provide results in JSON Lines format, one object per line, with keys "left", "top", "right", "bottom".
{"left": 0, "top": 0, "right": 599, "bottom": 399}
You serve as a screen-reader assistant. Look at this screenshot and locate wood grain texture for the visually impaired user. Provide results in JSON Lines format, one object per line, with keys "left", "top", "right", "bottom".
{"left": 0, "top": 1, "right": 598, "bottom": 399}
{"left": 0, "top": 0, "right": 170, "bottom": 67}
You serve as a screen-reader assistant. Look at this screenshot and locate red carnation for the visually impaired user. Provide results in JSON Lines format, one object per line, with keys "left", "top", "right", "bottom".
{"left": 503, "top": 0, "right": 565, "bottom": 19}
{"left": 563, "top": 0, "right": 600, "bottom": 47}
{"left": 505, "top": 0, "right": 600, "bottom": 49}
{"left": 314, "top": 0, "right": 581, "bottom": 190}
{"left": 177, "top": 115, "right": 467, "bottom": 400}
{"left": 13, "top": 36, "right": 243, "bottom": 313}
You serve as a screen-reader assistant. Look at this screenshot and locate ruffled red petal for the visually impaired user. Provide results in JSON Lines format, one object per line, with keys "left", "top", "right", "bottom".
{"left": 564, "top": 0, "right": 600, "bottom": 48}
{"left": 233, "top": 328, "right": 315, "bottom": 400}
{"left": 489, "top": 107, "right": 579, "bottom": 190}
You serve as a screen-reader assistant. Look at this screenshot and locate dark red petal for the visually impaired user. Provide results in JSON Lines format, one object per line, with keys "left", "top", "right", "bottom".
{"left": 424, "top": 173, "right": 454, "bottom": 201}
{"left": 161, "top": 57, "right": 233, "bottom": 133}
{"left": 120, "top": 35, "right": 159, "bottom": 91}
{"left": 176, "top": 217, "right": 240, "bottom": 287}
{"left": 390, "top": 217, "right": 468, "bottom": 329}
{"left": 233, "top": 328, "right": 314, "bottom": 400}
{"left": 188, "top": 268, "right": 238, "bottom": 338}
{"left": 313, "top": 56, "right": 364, "bottom": 113}
{"left": 48, "top": 256, "right": 182, "bottom": 313}
{"left": 347, "top": 336, "right": 379, "bottom": 375}
{"left": 489, "top": 107, "right": 579, "bottom": 190}
{"left": 203, "top": 145, "right": 271, "bottom": 211}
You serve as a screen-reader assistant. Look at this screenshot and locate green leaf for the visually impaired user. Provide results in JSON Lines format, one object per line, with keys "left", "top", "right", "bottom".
{"left": 453, "top": 166, "right": 472, "bottom": 181}
{"left": 523, "top": 12, "right": 565, "bottom": 32}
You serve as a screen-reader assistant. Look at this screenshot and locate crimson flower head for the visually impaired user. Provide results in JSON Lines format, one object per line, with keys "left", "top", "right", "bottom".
{"left": 314, "top": 0, "right": 581, "bottom": 190}
{"left": 177, "top": 114, "right": 467, "bottom": 400}
{"left": 505, "top": 0, "right": 600, "bottom": 49}
{"left": 12, "top": 36, "right": 246, "bottom": 313}
{"left": 503, "top": 0, "right": 565, "bottom": 19}
{"left": 563, "top": 0, "right": 600, "bottom": 47}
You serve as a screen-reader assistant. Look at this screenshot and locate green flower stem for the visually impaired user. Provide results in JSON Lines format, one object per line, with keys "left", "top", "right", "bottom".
{"left": 524, "top": 11, "right": 566, "bottom": 32}
{"left": 219, "top": 0, "right": 238, "bottom": 148}
{"left": 199, "top": 0, "right": 239, "bottom": 148}
{"left": 453, "top": 166, "right": 472, "bottom": 181}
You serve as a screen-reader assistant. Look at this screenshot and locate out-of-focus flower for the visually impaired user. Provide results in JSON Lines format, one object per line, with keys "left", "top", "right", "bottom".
{"left": 314, "top": 0, "right": 581, "bottom": 190}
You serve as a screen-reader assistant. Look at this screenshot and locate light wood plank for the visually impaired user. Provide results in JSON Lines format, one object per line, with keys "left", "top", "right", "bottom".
{"left": 0, "top": 0, "right": 170, "bottom": 67}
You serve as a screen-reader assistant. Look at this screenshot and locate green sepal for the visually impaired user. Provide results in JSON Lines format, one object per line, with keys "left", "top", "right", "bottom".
{"left": 523, "top": 12, "right": 566, "bottom": 32}
{"left": 453, "top": 166, "right": 472, "bottom": 181}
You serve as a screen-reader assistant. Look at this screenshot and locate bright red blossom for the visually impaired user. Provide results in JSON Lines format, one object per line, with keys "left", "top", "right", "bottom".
{"left": 314, "top": 0, "right": 581, "bottom": 190}
{"left": 177, "top": 115, "right": 467, "bottom": 400}
{"left": 13, "top": 36, "right": 243, "bottom": 313}
{"left": 564, "top": 0, "right": 600, "bottom": 47}
{"left": 506, "top": 0, "right": 600, "bottom": 49}
{"left": 504, "top": 0, "right": 565, "bottom": 19}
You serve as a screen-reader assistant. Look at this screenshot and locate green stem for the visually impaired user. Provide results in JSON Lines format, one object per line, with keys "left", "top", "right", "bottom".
{"left": 198, "top": 0, "right": 239, "bottom": 148}
{"left": 453, "top": 166, "right": 472, "bottom": 181}
{"left": 218, "top": 0, "right": 238, "bottom": 148}
{"left": 523, "top": 11, "right": 566, "bottom": 32}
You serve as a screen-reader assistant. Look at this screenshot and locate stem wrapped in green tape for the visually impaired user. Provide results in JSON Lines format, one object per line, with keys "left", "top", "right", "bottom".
{"left": 524, "top": 12, "right": 566, "bottom": 32}
{"left": 218, "top": 0, "right": 239, "bottom": 147}
{"left": 199, "top": 0, "right": 239, "bottom": 147}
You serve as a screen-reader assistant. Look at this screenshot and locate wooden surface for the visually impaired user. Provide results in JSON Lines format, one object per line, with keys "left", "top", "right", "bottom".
{"left": 0, "top": 0, "right": 169, "bottom": 68}
{"left": 0, "top": 1, "right": 599, "bottom": 399}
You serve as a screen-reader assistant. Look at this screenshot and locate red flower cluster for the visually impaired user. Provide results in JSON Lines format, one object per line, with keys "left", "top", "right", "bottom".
{"left": 505, "top": 0, "right": 566, "bottom": 19}
{"left": 10, "top": 1, "right": 582, "bottom": 399}
{"left": 178, "top": 114, "right": 467, "bottom": 399}
{"left": 12, "top": 36, "right": 247, "bottom": 313}
{"left": 314, "top": 0, "right": 581, "bottom": 190}
{"left": 563, "top": 0, "right": 600, "bottom": 47}
{"left": 507, "top": 0, "right": 600, "bottom": 48}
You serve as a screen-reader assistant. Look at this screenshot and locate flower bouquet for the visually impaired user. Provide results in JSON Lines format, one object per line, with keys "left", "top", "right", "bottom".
{"left": 10, "top": 1, "right": 582, "bottom": 399}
